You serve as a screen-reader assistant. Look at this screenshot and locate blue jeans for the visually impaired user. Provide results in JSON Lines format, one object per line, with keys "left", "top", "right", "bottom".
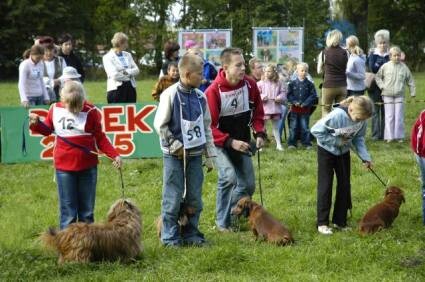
{"left": 56, "top": 167, "right": 97, "bottom": 229}
{"left": 415, "top": 155, "right": 425, "bottom": 225}
{"left": 215, "top": 147, "right": 255, "bottom": 229}
{"left": 288, "top": 112, "right": 311, "bottom": 147}
{"left": 161, "top": 154, "right": 204, "bottom": 246}
{"left": 27, "top": 95, "right": 44, "bottom": 106}
{"left": 278, "top": 105, "right": 289, "bottom": 141}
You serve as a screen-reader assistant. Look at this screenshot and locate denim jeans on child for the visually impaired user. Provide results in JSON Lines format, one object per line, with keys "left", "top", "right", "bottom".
{"left": 56, "top": 167, "right": 97, "bottom": 229}
{"left": 215, "top": 147, "right": 255, "bottom": 229}
{"left": 161, "top": 154, "right": 205, "bottom": 246}
{"left": 27, "top": 95, "right": 45, "bottom": 106}
{"left": 288, "top": 112, "right": 311, "bottom": 147}
{"left": 415, "top": 154, "right": 425, "bottom": 224}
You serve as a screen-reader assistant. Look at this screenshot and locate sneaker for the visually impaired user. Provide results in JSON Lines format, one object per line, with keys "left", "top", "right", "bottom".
{"left": 398, "top": 139, "right": 404, "bottom": 143}
{"left": 386, "top": 139, "right": 392, "bottom": 143}
{"left": 332, "top": 224, "right": 352, "bottom": 231}
{"left": 305, "top": 146, "right": 313, "bottom": 150}
{"left": 317, "top": 225, "right": 333, "bottom": 235}
{"left": 288, "top": 145, "right": 296, "bottom": 150}
{"left": 276, "top": 145, "right": 284, "bottom": 151}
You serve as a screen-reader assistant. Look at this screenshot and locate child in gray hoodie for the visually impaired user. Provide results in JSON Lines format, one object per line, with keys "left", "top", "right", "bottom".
{"left": 311, "top": 96, "right": 374, "bottom": 235}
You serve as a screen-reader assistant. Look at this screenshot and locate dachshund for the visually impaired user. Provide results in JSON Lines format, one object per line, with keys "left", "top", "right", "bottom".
{"left": 359, "top": 186, "right": 405, "bottom": 235}
{"left": 156, "top": 203, "right": 196, "bottom": 238}
{"left": 231, "top": 196, "right": 293, "bottom": 245}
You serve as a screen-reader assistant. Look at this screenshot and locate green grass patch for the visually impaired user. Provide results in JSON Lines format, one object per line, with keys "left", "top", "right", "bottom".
{"left": 1, "top": 75, "right": 425, "bottom": 280}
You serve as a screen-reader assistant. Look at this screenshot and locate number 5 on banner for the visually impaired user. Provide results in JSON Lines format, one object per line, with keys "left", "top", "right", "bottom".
{"left": 113, "top": 133, "right": 135, "bottom": 156}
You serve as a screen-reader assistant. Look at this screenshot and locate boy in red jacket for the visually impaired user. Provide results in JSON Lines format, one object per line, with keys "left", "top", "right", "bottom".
{"left": 411, "top": 110, "right": 425, "bottom": 225}
{"left": 29, "top": 81, "right": 121, "bottom": 229}
{"left": 205, "top": 47, "right": 265, "bottom": 232}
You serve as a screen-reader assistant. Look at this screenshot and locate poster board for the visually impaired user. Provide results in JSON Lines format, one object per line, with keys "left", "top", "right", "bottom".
{"left": 252, "top": 27, "right": 304, "bottom": 65}
{"left": 0, "top": 103, "right": 161, "bottom": 163}
{"left": 178, "top": 29, "right": 232, "bottom": 67}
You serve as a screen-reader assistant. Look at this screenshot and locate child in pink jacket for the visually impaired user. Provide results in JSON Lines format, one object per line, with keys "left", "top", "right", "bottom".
{"left": 257, "top": 64, "right": 286, "bottom": 151}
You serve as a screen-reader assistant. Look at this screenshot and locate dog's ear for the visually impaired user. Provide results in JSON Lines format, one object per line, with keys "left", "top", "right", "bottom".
{"left": 401, "top": 193, "right": 406, "bottom": 203}
{"left": 124, "top": 200, "right": 134, "bottom": 210}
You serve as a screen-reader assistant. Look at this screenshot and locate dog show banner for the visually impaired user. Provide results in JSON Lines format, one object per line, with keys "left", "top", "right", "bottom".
{"left": 252, "top": 27, "right": 304, "bottom": 65}
{"left": 178, "top": 29, "right": 232, "bottom": 67}
{"left": 0, "top": 103, "right": 161, "bottom": 164}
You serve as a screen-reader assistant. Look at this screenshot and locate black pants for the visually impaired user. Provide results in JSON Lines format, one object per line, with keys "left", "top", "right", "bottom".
{"left": 107, "top": 81, "right": 137, "bottom": 103}
{"left": 368, "top": 82, "right": 384, "bottom": 140}
{"left": 317, "top": 146, "right": 351, "bottom": 227}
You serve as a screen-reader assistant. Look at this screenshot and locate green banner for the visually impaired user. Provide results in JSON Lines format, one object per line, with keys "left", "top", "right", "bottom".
{"left": 0, "top": 103, "right": 161, "bottom": 163}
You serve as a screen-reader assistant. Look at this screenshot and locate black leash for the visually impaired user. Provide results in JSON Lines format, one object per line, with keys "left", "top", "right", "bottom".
{"left": 119, "top": 167, "right": 125, "bottom": 199}
{"left": 351, "top": 147, "right": 387, "bottom": 188}
{"left": 257, "top": 148, "right": 264, "bottom": 206}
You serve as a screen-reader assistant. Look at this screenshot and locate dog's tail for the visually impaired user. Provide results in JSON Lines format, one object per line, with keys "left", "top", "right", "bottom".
{"left": 39, "top": 227, "right": 59, "bottom": 250}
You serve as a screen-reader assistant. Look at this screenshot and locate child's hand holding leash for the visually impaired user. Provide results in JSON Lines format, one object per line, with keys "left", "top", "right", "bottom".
{"left": 363, "top": 160, "right": 372, "bottom": 169}
{"left": 29, "top": 113, "right": 40, "bottom": 125}
{"left": 113, "top": 156, "right": 122, "bottom": 169}
{"left": 204, "top": 157, "right": 215, "bottom": 172}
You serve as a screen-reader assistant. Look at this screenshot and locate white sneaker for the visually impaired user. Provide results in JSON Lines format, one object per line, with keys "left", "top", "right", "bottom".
{"left": 317, "top": 225, "right": 333, "bottom": 235}
{"left": 276, "top": 145, "right": 284, "bottom": 151}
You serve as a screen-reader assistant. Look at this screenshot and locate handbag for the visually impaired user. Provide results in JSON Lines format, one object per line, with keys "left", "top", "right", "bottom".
{"left": 364, "top": 72, "right": 375, "bottom": 89}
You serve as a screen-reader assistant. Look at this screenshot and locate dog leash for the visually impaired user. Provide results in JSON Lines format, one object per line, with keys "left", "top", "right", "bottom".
{"left": 350, "top": 147, "right": 387, "bottom": 188}
{"left": 257, "top": 147, "right": 264, "bottom": 206}
{"left": 34, "top": 120, "right": 126, "bottom": 197}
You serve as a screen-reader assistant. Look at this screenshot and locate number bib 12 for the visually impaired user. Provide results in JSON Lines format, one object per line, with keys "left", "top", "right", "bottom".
{"left": 53, "top": 106, "right": 90, "bottom": 137}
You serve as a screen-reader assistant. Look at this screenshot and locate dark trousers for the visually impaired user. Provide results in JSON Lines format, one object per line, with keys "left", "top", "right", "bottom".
{"left": 368, "top": 83, "right": 384, "bottom": 140}
{"left": 107, "top": 81, "right": 137, "bottom": 103}
{"left": 317, "top": 146, "right": 351, "bottom": 227}
{"left": 288, "top": 112, "right": 311, "bottom": 146}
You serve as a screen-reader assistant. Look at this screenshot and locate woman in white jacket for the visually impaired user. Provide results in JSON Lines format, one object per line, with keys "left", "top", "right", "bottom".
{"left": 103, "top": 32, "right": 139, "bottom": 103}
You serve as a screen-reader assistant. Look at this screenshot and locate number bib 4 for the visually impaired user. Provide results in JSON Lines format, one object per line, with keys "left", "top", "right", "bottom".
{"left": 219, "top": 84, "right": 250, "bottom": 117}
{"left": 53, "top": 106, "right": 90, "bottom": 137}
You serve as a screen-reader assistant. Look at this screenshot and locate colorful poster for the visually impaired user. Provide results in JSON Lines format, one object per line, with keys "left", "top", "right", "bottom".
{"left": 253, "top": 27, "right": 304, "bottom": 65}
{"left": 178, "top": 29, "right": 232, "bottom": 66}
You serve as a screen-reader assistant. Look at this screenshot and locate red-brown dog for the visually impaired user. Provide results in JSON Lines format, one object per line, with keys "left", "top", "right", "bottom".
{"left": 359, "top": 186, "right": 405, "bottom": 235}
{"left": 231, "top": 196, "right": 293, "bottom": 245}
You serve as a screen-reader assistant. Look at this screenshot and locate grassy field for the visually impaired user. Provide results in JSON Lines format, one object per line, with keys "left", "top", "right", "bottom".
{"left": 1, "top": 75, "right": 425, "bottom": 281}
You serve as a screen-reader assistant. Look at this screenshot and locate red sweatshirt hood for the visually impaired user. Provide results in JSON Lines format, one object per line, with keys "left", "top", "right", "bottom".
{"left": 213, "top": 69, "right": 256, "bottom": 91}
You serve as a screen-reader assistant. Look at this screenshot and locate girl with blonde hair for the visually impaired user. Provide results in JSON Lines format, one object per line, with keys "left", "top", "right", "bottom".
{"left": 257, "top": 64, "right": 287, "bottom": 151}
{"left": 311, "top": 95, "right": 373, "bottom": 235}
{"left": 29, "top": 81, "right": 121, "bottom": 229}
{"left": 346, "top": 35, "right": 366, "bottom": 96}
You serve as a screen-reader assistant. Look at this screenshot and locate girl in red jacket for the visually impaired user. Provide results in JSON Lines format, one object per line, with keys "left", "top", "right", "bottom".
{"left": 29, "top": 81, "right": 121, "bottom": 229}
{"left": 411, "top": 110, "right": 425, "bottom": 225}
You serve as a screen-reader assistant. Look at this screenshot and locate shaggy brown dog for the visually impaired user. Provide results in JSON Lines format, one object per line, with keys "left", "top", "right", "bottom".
{"left": 156, "top": 204, "right": 196, "bottom": 238}
{"left": 231, "top": 197, "right": 294, "bottom": 245}
{"left": 40, "top": 199, "right": 142, "bottom": 264}
{"left": 359, "top": 186, "right": 405, "bottom": 235}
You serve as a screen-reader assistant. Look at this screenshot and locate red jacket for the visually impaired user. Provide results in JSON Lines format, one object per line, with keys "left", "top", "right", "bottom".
{"left": 205, "top": 69, "right": 265, "bottom": 147}
{"left": 411, "top": 110, "right": 425, "bottom": 157}
{"left": 30, "top": 101, "right": 119, "bottom": 171}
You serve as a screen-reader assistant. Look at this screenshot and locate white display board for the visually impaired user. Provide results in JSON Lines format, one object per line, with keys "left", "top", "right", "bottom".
{"left": 252, "top": 27, "right": 304, "bottom": 64}
{"left": 178, "top": 29, "right": 232, "bottom": 66}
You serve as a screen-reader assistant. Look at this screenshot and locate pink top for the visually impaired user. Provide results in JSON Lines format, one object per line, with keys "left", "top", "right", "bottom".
{"left": 257, "top": 80, "right": 286, "bottom": 115}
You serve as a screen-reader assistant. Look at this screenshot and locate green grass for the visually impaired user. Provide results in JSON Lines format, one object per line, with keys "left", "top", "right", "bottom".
{"left": 1, "top": 75, "right": 425, "bottom": 281}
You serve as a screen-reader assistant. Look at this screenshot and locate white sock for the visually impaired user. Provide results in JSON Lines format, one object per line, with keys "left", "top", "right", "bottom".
{"left": 272, "top": 120, "right": 282, "bottom": 148}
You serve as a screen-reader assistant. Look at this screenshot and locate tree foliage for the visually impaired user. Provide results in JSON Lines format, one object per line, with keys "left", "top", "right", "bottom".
{"left": 340, "top": 0, "right": 425, "bottom": 71}
{"left": 1, "top": 0, "right": 423, "bottom": 78}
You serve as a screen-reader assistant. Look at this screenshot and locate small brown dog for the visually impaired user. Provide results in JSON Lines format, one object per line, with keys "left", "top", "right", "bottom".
{"left": 231, "top": 196, "right": 294, "bottom": 245}
{"left": 156, "top": 204, "right": 196, "bottom": 238}
{"left": 40, "top": 199, "right": 142, "bottom": 264}
{"left": 359, "top": 186, "right": 405, "bottom": 235}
